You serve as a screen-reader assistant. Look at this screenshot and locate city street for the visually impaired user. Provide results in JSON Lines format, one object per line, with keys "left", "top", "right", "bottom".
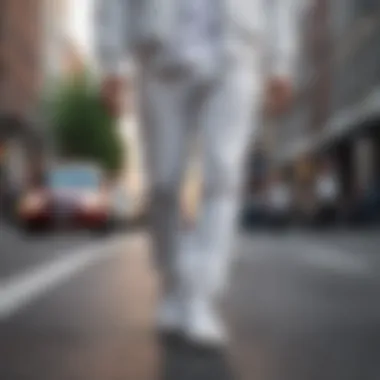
{"left": 0, "top": 0, "right": 379, "bottom": 378}
{"left": 0, "top": 225, "right": 380, "bottom": 379}
{"left": 0, "top": 222, "right": 106, "bottom": 279}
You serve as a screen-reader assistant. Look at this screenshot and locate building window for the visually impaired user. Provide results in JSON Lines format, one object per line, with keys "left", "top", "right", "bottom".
{"left": 354, "top": 0, "right": 379, "bottom": 16}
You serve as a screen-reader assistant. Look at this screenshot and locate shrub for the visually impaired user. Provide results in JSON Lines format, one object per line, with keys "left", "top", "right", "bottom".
{"left": 49, "top": 71, "right": 125, "bottom": 178}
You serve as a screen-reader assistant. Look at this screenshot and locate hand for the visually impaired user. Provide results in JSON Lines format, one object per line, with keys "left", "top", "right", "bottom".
{"left": 101, "top": 75, "right": 122, "bottom": 117}
{"left": 265, "top": 76, "right": 293, "bottom": 116}
{"left": 101, "top": 74, "right": 134, "bottom": 117}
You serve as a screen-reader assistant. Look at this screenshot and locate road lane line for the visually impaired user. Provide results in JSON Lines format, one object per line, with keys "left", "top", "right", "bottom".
{"left": 0, "top": 234, "right": 129, "bottom": 320}
{"left": 292, "top": 241, "right": 372, "bottom": 274}
{"left": 237, "top": 236, "right": 372, "bottom": 275}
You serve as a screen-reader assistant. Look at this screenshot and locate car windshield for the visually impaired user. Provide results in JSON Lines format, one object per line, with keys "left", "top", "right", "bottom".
{"left": 48, "top": 167, "right": 101, "bottom": 190}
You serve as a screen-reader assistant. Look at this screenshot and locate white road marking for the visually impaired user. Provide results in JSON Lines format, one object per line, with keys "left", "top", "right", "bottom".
{"left": 0, "top": 234, "right": 130, "bottom": 320}
{"left": 238, "top": 236, "right": 372, "bottom": 275}
{"left": 292, "top": 241, "right": 372, "bottom": 274}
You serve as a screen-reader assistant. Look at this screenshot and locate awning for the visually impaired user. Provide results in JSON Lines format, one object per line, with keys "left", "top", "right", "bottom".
{"left": 274, "top": 86, "right": 380, "bottom": 166}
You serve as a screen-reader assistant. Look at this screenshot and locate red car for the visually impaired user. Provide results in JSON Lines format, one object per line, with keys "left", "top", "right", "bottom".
{"left": 17, "top": 164, "right": 112, "bottom": 232}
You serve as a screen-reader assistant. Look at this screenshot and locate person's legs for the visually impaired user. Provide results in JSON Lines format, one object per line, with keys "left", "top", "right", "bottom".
{"left": 183, "top": 45, "right": 264, "bottom": 345}
{"left": 137, "top": 70, "right": 192, "bottom": 329}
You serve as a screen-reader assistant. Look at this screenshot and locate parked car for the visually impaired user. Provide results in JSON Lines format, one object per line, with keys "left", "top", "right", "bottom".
{"left": 109, "top": 185, "right": 131, "bottom": 228}
{"left": 347, "top": 182, "right": 380, "bottom": 227}
{"left": 0, "top": 179, "right": 22, "bottom": 224}
{"left": 17, "top": 163, "right": 112, "bottom": 232}
{"left": 240, "top": 195, "right": 269, "bottom": 229}
{"left": 110, "top": 186, "right": 150, "bottom": 229}
{"left": 265, "top": 183, "right": 292, "bottom": 229}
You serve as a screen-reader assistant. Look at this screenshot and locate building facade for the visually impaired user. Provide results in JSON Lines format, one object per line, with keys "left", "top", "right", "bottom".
{"left": 0, "top": 0, "right": 47, "bottom": 195}
{"left": 263, "top": 0, "right": 380, "bottom": 222}
{"left": 0, "top": 0, "right": 70, "bottom": 213}
{"left": 0, "top": 0, "right": 44, "bottom": 119}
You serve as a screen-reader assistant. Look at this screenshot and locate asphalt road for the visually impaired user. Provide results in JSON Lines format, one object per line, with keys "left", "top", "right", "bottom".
{"left": 0, "top": 227, "right": 380, "bottom": 380}
{"left": 0, "top": 222, "right": 108, "bottom": 279}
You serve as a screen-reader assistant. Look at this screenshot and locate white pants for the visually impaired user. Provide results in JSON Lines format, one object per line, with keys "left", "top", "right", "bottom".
{"left": 137, "top": 43, "right": 263, "bottom": 297}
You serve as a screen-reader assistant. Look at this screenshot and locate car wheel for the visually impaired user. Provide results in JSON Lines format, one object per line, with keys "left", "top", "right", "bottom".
{"left": 111, "top": 217, "right": 127, "bottom": 231}
{"left": 21, "top": 220, "right": 39, "bottom": 234}
{"left": 21, "top": 219, "right": 50, "bottom": 234}
{"left": 94, "top": 219, "right": 112, "bottom": 235}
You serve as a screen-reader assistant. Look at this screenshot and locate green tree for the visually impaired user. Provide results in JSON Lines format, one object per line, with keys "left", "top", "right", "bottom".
{"left": 49, "top": 71, "right": 125, "bottom": 178}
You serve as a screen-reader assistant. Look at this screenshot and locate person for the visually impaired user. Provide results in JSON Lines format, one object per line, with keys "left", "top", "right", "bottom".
{"left": 267, "top": 173, "right": 291, "bottom": 229}
{"left": 315, "top": 160, "right": 339, "bottom": 227}
{"left": 95, "top": 0, "right": 300, "bottom": 348}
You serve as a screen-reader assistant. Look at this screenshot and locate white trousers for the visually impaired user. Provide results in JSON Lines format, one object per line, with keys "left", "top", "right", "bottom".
{"left": 137, "top": 43, "right": 263, "bottom": 297}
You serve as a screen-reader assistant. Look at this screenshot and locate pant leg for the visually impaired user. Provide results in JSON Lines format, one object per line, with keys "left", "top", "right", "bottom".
{"left": 137, "top": 70, "right": 192, "bottom": 289}
{"left": 193, "top": 44, "right": 264, "bottom": 297}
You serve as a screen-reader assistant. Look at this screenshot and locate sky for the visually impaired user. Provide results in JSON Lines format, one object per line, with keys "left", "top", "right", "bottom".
{"left": 66, "top": 0, "right": 94, "bottom": 61}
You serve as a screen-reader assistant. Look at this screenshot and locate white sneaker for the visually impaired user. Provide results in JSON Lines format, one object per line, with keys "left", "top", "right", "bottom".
{"left": 157, "top": 291, "right": 185, "bottom": 333}
{"left": 185, "top": 296, "right": 227, "bottom": 348}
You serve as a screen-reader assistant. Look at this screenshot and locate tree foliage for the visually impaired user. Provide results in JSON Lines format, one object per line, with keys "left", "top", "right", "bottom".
{"left": 49, "top": 71, "right": 125, "bottom": 178}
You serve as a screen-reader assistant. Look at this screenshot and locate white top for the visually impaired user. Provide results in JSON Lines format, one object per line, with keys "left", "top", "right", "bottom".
{"left": 176, "top": 0, "right": 219, "bottom": 67}
{"left": 268, "top": 184, "right": 291, "bottom": 211}
{"left": 316, "top": 175, "right": 339, "bottom": 202}
{"left": 95, "top": 0, "right": 301, "bottom": 80}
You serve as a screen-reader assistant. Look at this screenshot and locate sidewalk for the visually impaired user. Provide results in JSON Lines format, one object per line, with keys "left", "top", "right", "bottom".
{"left": 121, "top": 231, "right": 380, "bottom": 380}
{"left": 2, "top": 230, "right": 378, "bottom": 380}
{"left": 284, "top": 227, "right": 380, "bottom": 256}
{"left": 124, "top": 230, "right": 380, "bottom": 380}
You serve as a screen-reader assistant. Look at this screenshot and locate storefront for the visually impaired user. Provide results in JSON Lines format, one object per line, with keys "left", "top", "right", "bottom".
{"left": 0, "top": 114, "right": 45, "bottom": 218}
{"left": 293, "top": 154, "right": 317, "bottom": 221}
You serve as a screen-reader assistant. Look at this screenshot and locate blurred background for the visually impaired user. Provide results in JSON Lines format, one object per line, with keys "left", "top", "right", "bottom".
{"left": 1, "top": 0, "right": 380, "bottom": 231}
{"left": 1, "top": 1, "right": 380, "bottom": 379}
